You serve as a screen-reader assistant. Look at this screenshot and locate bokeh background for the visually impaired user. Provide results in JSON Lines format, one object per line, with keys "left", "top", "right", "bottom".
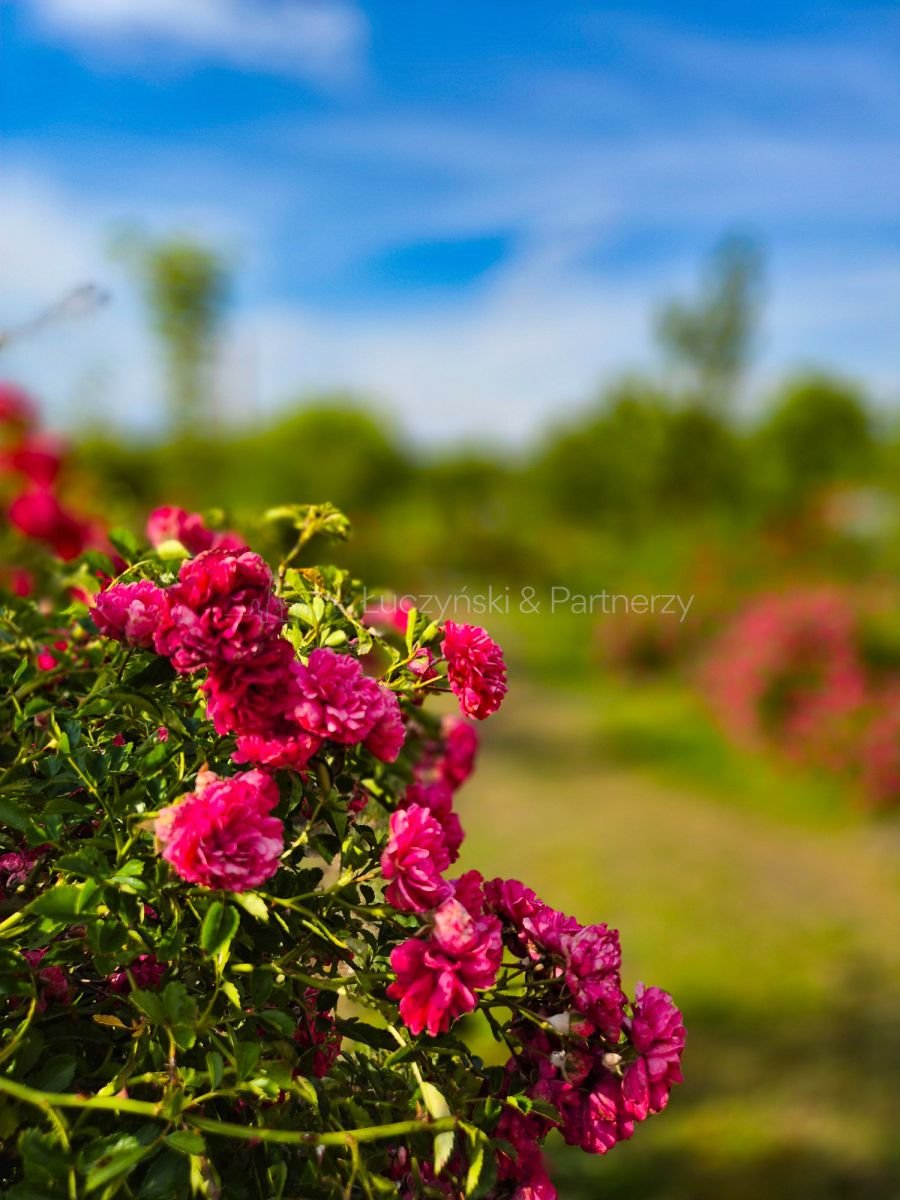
{"left": 2, "top": 2, "right": 900, "bottom": 1196}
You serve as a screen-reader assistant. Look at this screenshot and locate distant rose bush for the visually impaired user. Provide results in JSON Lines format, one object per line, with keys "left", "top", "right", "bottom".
{"left": 703, "top": 588, "right": 900, "bottom": 808}
{"left": 0, "top": 491, "right": 683, "bottom": 1199}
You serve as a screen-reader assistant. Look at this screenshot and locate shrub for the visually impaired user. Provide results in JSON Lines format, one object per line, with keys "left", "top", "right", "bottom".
{"left": 0, "top": 501, "right": 684, "bottom": 1199}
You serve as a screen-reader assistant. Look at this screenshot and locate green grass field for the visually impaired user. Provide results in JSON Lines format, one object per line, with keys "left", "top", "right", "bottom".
{"left": 453, "top": 675, "right": 900, "bottom": 1198}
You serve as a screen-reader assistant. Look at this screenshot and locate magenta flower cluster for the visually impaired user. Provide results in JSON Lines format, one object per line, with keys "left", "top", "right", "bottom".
{"left": 486, "top": 879, "right": 685, "bottom": 1195}
{"left": 704, "top": 588, "right": 899, "bottom": 807}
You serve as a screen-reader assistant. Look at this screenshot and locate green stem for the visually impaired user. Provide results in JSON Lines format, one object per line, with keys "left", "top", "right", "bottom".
{"left": 0, "top": 1074, "right": 164, "bottom": 1117}
{"left": 186, "top": 1114, "right": 458, "bottom": 1147}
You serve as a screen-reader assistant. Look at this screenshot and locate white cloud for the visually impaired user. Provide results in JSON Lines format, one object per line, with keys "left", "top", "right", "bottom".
{"left": 28, "top": 0, "right": 368, "bottom": 85}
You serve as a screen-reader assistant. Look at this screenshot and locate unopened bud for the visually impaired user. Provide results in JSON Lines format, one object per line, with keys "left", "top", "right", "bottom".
{"left": 601, "top": 1052, "right": 622, "bottom": 1071}
{"left": 547, "top": 1012, "right": 571, "bottom": 1036}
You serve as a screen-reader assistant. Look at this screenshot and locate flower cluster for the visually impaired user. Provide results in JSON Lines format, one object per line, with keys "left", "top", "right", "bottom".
{"left": 704, "top": 588, "right": 899, "bottom": 807}
{"left": 1, "top": 492, "right": 679, "bottom": 1200}
{"left": 485, "top": 879, "right": 686, "bottom": 1195}
{"left": 0, "top": 381, "right": 104, "bottom": 563}
{"left": 94, "top": 546, "right": 409, "bottom": 853}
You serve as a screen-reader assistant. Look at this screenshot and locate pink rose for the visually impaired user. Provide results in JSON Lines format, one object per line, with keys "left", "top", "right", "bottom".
{"left": 363, "top": 686, "right": 406, "bottom": 762}
{"left": 146, "top": 505, "right": 246, "bottom": 555}
{"left": 155, "top": 769, "right": 283, "bottom": 892}
{"left": 292, "top": 648, "right": 384, "bottom": 745}
{"left": 381, "top": 806, "right": 452, "bottom": 913}
{"left": 441, "top": 620, "right": 507, "bottom": 720}
{"left": 93, "top": 581, "right": 169, "bottom": 648}
{"left": 154, "top": 549, "right": 285, "bottom": 673}
{"left": 387, "top": 896, "right": 502, "bottom": 1036}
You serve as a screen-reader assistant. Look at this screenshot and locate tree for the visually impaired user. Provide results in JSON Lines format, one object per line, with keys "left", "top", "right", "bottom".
{"left": 656, "top": 235, "right": 764, "bottom": 408}
{"left": 132, "top": 238, "right": 230, "bottom": 433}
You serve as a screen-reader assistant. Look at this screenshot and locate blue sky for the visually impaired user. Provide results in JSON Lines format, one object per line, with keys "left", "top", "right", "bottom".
{"left": 1, "top": 0, "right": 898, "bottom": 443}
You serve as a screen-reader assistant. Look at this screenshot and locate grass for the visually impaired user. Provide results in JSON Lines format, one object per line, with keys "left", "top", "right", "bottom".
{"left": 452, "top": 674, "right": 900, "bottom": 1198}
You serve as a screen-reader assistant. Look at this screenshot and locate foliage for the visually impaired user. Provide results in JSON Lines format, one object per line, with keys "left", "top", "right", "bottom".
{"left": 0, "top": 499, "right": 684, "bottom": 1199}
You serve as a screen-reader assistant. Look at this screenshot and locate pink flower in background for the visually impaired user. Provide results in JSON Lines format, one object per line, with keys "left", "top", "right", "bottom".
{"left": 293, "top": 988, "right": 341, "bottom": 1078}
{"left": 363, "top": 686, "right": 406, "bottom": 761}
{"left": 146, "top": 505, "right": 246, "bottom": 555}
{"left": 497, "top": 1109, "right": 559, "bottom": 1200}
{"left": 387, "top": 896, "right": 502, "bottom": 1036}
{"left": 8, "top": 489, "right": 89, "bottom": 560}
{"left": 362, "top": 595, "right": 413, "bottom": 636}
{"left": 1, "top": 433, "right": 66, "bottom": 487}
{"left": 292, "top": 648, "right": 384, "bottom": 744}
{"left": 23, "top": 949, "right": 71, "bottom": 1008}
{"left": 381, "top": 805, "right": 452, "bottom": 913}
{"left": 859, "top": 688, "right": 900, "bottom": 808}
{"left": 107, "top": 954, "right": 166, "bottom": 995}
{"left": 441, "top": 620, "right": 507, "bottom": 719}
{"left": 0, "top": 567, "right": 34, "bottom": 597}
{"left": 0, "top": 381, "right": 37, "bottom": 428}
{"left": 155, "top": 549, "right": 285, "bottom": 673}
{"left": 703, "top": 589, "right": 867, "bottom": 768}
{"left": 155, "top": 769, "right": 283, "bottom": 891}
{"left": 93, "top": 581, "right": 169, "bottom": 648}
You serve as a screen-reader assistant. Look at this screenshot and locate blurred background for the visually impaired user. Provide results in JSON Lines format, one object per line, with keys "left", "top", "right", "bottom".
{"left": 2, "top": 1, "right": 900, "bottom": 1195}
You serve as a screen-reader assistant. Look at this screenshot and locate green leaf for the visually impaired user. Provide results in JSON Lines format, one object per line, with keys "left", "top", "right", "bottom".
{"left": 420, "top": 1081, "right": 451, "bottom": 1120}
{"left": 220, "top": 979, "right": 242, "bottom": 1009}
{"left": 30, "top": 885, "right": 91, "bottom": 920}
{"left": 464, "top": 1129, "right": 486, "bottom": 1197}
{"left": 205, "top": 1051, "right": 224, "bottom": 1089}
{"left": 165, "top": 1131, "right": 205, "bottom": 1156}
{"left": 108, "top": 527, "right": 139, "bottom": 559}
{"left": 28, "top": 1054, "right": 77, "bottom": 1093}
{"left": 130, "top": 988, "right": 164, "bottom": 1024}
{"left": 200, "top": 900, "right": 240, "bottom": 960}
{"left": 233, "top": 891, "right": 268, "bottom": 922}
{"left": 138, "top": 1150, "right": 189, "bottom": 1200}
{"left": 233, "top": 1041, "right": 260, "bottom": 1081}
{"left": 434, "top": 1130, "right": 455, "bottom": 1177}
{"left": 256, "top": 1009, "right": 295, "bottom": 1038}
{"left": 0, "top": 796, "right": 34, "bottom": 834}
{"left": 80, "top": 1133, "right": 154, "bottom": 1194}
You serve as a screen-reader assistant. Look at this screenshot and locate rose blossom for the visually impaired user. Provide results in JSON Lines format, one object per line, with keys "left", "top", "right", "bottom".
{"left": 381, "top": 805, "right": 452, "bottom": 913}
{"left": 621, "top": 984, "right": 685, "bottom": 1120}
{"left": 154, "top": 549, "right": 286, "bottom": 672}
{"left": 1, "top": 433, "right": 66, "bottom": 487}
{"left": 146, "top": 505, "right": 246, "bottom": 555}
{"left": 92, "top": 581, "right": 169, "bottom": 648}
{"left": 562, "top": 923, "right": 625, "bottom": 1037}
{"left": 155, "top": 769, "right": 283, "bottom": 891}
{"left": 202, "top": 638, "right": 298, "bottom": 736}
{"left": 441, "top": 620, "right": 507, "bottom": 720}
{"left": 107, "top": 954, "right": 166, "bottom": 995}
{"left": 292, "top": 647, "right": 385, "bottom": 744}
{"left": 401, "top": 781, "right": 464, "bottom": 861}
{"left": 232, "top": 727, "right": 322, "bottom": 772}
{"left": 8, "top": 489, "right": 89, "bottom": 560}
{"left": 387, "top": 896, "right": 502, "bottom": 1036}
{"left": 363, "top": 686, "right": 406, "bottom": 762}
{"left": 439, "top": 715, "right": 478, "bottom": 788}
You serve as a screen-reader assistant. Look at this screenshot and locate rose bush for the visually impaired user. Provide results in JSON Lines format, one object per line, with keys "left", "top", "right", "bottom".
{"left": 0, "top": 498, "right": 684, "bottom": 1199}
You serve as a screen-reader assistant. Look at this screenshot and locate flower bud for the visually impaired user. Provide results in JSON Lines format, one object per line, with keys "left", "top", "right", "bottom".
{"left": 547, "top": 1012, "right": 571, "bottom": 1036}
